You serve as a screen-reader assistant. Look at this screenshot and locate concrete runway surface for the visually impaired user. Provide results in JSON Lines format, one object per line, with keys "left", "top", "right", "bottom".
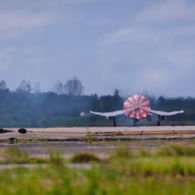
{"left": 1, "top": 126, "right": 195, "bottom": 141}
{"left": 0, "top": 126, "right": 195, "bottom": 165}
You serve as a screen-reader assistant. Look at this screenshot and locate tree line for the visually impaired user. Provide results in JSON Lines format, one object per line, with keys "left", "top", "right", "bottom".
{"left": 0, "top": 78, "right": 194, "bottom": 127}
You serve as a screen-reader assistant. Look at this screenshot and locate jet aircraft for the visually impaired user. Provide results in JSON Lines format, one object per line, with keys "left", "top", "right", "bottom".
{"left": 90, "top": 94, "right": 184, "bottom": 126}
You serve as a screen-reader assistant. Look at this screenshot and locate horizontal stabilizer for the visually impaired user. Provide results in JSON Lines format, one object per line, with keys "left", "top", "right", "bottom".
{"left": 90, "top": 110, "right": 126, "bottom": 117}
{"left": 150, "top": 110, "right": 184, "bottom": 116}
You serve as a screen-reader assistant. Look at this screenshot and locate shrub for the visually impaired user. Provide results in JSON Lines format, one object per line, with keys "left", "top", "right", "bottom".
{"left": 71, "top": 153, "right": 100, "bottom": 163}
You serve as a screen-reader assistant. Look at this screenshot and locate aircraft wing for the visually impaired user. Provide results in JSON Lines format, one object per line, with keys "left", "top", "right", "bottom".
{"left": 150, "top": 109, "right": 184, "bottom": 116}
{"left": 90, "top": 109, "right": 184, "bottom": 117}
{"left": 90, "top": 110, "right": 126, "bottom": 117}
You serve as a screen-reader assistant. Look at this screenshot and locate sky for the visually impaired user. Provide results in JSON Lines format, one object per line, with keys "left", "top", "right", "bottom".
{"left": 0, "top": 0, "right": 195, "bottom": 97}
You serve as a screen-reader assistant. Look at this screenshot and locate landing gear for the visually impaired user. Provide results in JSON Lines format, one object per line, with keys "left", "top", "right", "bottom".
{"left": 157, "top": 116, "right": 161, "bottom": 126}
{"left": 133, "top": 119, "right": 139, "bottom": 126}
{"left": 157, "top": 115, "right": 165, "bottom": 126}
{"left": 108, "top": 117, "right": 117, "bottom": 127}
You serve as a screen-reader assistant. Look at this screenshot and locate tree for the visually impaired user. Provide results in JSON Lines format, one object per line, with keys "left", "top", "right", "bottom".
{"left": 16, "top": 80, "right": 32, "bottom": 93}
{"left": 32, "top": 82, "right": 41, "bottom": 94}
{"left": 64, "top": 77, "right": 84, "bottom": 96}
{"left": 0, "top": 80, "right": 7, "bottom": 90}
{"left": 53, "top": 81, "right": 64, "bottom": 95}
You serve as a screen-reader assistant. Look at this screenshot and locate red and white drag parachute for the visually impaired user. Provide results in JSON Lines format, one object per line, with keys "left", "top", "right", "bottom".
{"left": 123, "top": 95, "right": 151, "bottom": 119}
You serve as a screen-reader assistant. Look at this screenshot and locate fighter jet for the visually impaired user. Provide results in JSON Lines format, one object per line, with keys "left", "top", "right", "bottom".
{"left": 90, "top": 94, "right": 184, "bottom": 126}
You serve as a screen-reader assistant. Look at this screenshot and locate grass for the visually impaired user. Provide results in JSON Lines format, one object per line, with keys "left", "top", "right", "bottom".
{"left": 156, "top": 144, "right": 195, "bottom": 156}
{"left": 0, "top": 146, "right": 54, "bottom": 164}
{"left": 1, "top": 144, "right": 195, "bottom": 194}
{"left": 0, "top": 158, "right": 194, "bottom": 194}
{"left": 70, "top": 153, "right": 100, "bottom": 163}
{"left": 112, "top": 145, "right": 133, "bottom": 158}
{"left": 1, "top": 147, "right": 29, "bottom": 163}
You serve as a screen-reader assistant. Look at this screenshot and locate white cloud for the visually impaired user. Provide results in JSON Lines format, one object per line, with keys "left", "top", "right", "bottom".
{"left": 0, "top": 0, "right": 97, "bottom": 41}
{"left": 101, "top": 27, "right": 147, "bottom": 45}
{"left": 0, "top": 47, "right": 16, "bottom": 72}
{"left": 101, "top": 24, "right": 195, "bottom": 46}
{"left": 134, "top": 0, "right": 195, "bottom": 23}
{"left": 0, "top": 11, "right": 55, "bottom": 31}
{"left": 0, "top": 0, "right": 107, "bottom": 10}
{"left": 141, "top": 69, "right": 170, "bottom": 87}
{"left": 88, "top": 17, "right": 121, "bottom": 25}
{"left": 0, "top": 10, "right": 57, "bottom": 41}
{"left": 167, "top": 49, "right": 195, "bottom": 70}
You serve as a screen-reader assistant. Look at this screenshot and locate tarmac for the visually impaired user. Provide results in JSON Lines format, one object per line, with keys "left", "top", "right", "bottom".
{"left": 1, "top": 126, "right": 195, "bottom": 160}
{"left": 1, "top": 125, "right": 195, "bottom": 141}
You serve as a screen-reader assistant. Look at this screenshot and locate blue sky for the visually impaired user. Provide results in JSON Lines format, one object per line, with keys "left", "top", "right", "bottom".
{"left": 0, "top": 0, "right": 195, "bottom": 97}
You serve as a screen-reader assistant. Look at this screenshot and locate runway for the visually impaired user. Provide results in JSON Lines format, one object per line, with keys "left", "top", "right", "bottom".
{"left": 1, "top": 126, "right": 195, "bottom": 160}
{"left": 1, "top": 126, "right": 195, "bottom": 141}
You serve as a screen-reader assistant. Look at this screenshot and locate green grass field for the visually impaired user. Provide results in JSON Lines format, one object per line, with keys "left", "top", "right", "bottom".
{"left": 0, "top": 144, "right": 195, "bottom": 194}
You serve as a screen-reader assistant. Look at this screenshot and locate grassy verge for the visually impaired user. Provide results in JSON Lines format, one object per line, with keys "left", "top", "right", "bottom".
{"left": 0, "top": 145, "right": 195, "bottom": 194}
